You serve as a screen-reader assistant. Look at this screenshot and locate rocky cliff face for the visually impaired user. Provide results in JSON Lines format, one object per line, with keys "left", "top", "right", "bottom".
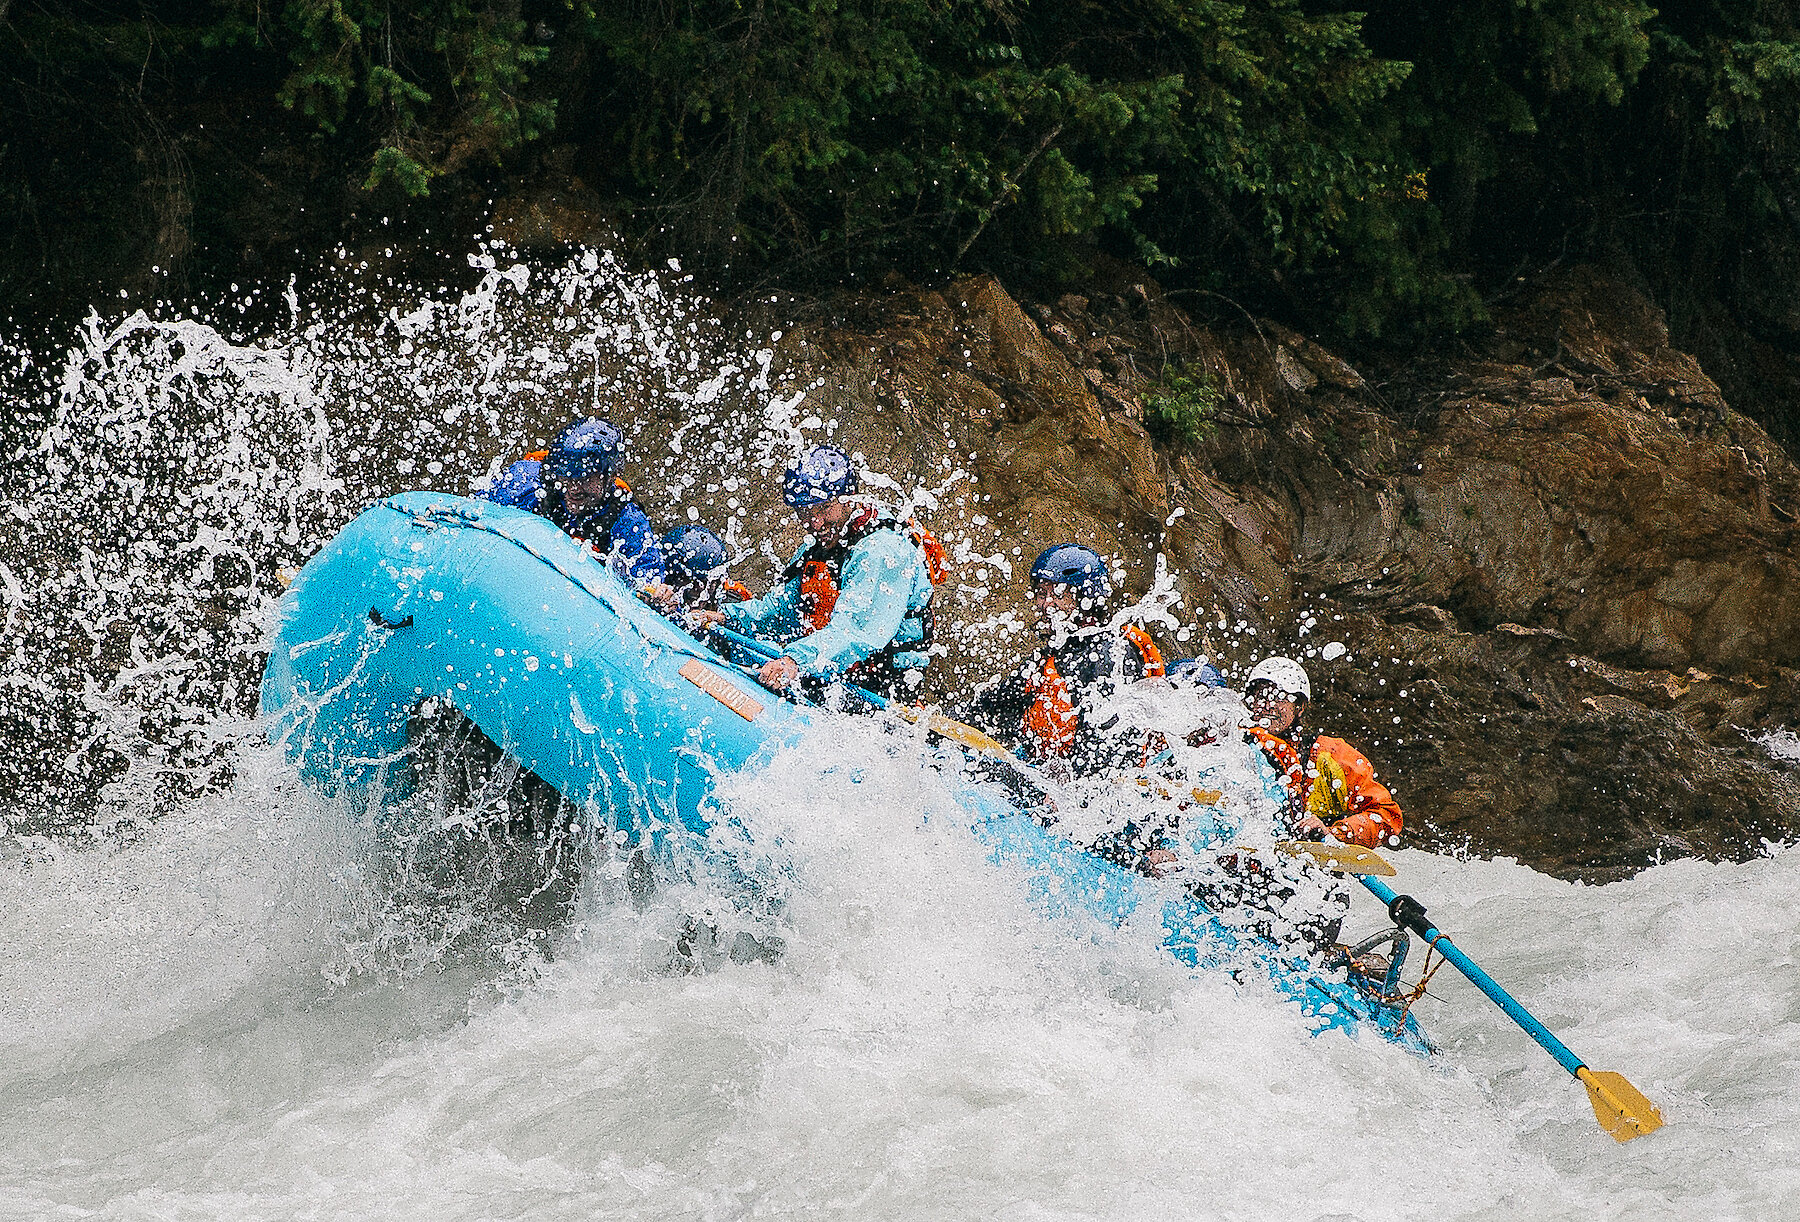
{"left": 19, "top": 223, "right": 1788, "bottom": 877}
{"left": 683, "top": 264, "right": 1800, "bottom": 879}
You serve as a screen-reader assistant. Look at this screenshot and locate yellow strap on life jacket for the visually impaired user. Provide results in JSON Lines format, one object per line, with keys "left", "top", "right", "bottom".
{"left": 1306, "top": 751, "right": 1351, "bottom": 823}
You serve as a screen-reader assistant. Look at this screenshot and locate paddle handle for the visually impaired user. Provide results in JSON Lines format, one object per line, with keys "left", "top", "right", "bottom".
{"left": 1357, "top": 874, "right": 1585, "bottom": 1077}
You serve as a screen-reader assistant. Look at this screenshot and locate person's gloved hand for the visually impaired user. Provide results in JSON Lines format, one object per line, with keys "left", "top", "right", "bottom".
{"left": 638, "top": 582, "right": 680, "bottom": 612}
{"left": 756, "top": 656, "right": 801, "bottom": 692}
{"left": 1292, "top": 813, "right": 1329, "bottom": 841}
{"left": 1142, "top": 848, "right": 1179, "bottom": 878}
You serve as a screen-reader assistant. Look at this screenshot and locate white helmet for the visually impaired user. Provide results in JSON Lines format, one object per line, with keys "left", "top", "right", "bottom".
{"left": 1246, "top": 656, "right": 1312, "bottom": 701}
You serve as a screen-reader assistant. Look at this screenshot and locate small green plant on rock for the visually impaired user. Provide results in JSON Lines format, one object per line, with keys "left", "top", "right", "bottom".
{"left": 1143, "top": 366, "right": 1223, "bottom": 450}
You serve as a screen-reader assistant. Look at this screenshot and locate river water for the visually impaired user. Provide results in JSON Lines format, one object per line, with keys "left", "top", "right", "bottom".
{"left": 2, "top": 253, "right": 1795, "bottom": 1220}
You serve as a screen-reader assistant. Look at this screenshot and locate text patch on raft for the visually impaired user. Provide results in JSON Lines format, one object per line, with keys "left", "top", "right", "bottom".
{"left": 679, "top": 660, "right": 764, "bottom": 721}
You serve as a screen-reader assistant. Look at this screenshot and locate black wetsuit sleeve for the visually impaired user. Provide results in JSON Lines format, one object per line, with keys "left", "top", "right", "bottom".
{"left": 1060, "top": 632, "right": 1148, "bottom": 777}
{"left": 954, "top": 669, "right": 1032, "bottom": 753}
{"left": 1066, "top": 632, "right": 1171, "bottom": 865}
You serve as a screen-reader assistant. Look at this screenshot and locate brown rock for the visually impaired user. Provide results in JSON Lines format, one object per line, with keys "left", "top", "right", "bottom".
{"left": 1274, "top": 347, "right": 1319, "bottom": 392}
{"left": 621, "top": 264, "right": 1800, "bottom": 879}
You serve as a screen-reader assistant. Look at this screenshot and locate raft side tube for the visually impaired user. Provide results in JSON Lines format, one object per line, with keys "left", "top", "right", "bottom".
{"left": 261, "top": 492, "right": 807, "bottom": 840}
{"left": 261, "top": 492, "right": 1430, "bottom": 1054}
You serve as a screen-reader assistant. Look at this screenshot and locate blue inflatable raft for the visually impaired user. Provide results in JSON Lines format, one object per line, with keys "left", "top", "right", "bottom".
{"left": 261, "top": 491, "right": 1429, "bottom": 1053}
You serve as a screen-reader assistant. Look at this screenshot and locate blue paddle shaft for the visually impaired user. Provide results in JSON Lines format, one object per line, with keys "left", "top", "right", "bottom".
{"left": 711, "top": 624, "right": 780, "bottom": 660}
{"left": 1358, "top": 874, "right": 1585, "bottom": 1077}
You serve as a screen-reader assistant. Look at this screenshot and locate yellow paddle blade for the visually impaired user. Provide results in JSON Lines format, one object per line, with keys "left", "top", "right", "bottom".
{"left": 1273, "top": 840, "right": 1397, "bottom": 877}
{"left": 1576, "top": 1068, "right": 1665, "bottom": 1142}
{"left": 1117, "top": 776, "right": 1171, "bottom": 799}
{"left": 894, "top": 706, "right": 1017, "bottom": 760}
{"left": 1114, "top": 778, "right": 1225, "bottom": 805}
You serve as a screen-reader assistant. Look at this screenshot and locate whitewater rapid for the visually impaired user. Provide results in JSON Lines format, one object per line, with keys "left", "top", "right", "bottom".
{"left": 3, "top": 246, "right": 1795, "bottom": 1220}
{"left": 1, "top": 729, "right": 1794, "bottom": 1221}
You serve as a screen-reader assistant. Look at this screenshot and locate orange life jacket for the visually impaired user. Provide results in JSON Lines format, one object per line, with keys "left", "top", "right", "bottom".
{"left": 1246, "top": 727, "right": 1405, "bottom": 848}
{"left": 1022, "top": 625, "right": 1165, "bottom": 760}
{"left": 1023, "top": 654, "right": 1080, "bottom": 758}
{"left": 1122, "top": 624, "right": 1166, "bottom": 679}
{"left": 523, "top": 446, "right": 635, "bottom": 552}
{"left": 798, "top": 560, "right": 843, "bottom": 633}
{"left": 1247, "top": 726, "right": 1308, "bottom": 795}
{"left": 791, "top": 512, "right": 947, "bottom": 634}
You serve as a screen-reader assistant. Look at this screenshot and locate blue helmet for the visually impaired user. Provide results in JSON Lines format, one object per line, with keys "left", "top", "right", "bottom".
{"left": 544, "top": 417, "right": 624, "bottom": 481}
{"left": 1029, "top": 543, "right": 1112, "bottom": 600}
{"left": 782, "top": 444, "right": 860, "bottom": 508}
{"left": 1169, "top": 657, "right": 1229, "bottom": 689}
{"left": 662, "top": 524, "right": 727, "bottom": 580}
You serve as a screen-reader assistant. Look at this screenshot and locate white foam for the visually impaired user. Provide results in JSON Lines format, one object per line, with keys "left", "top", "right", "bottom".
{"left": 1756, "top": 728, "right": 1800, "bottom": 765}
{"left": 0, "top": 719, "right": 1791, "bottom": 1217}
